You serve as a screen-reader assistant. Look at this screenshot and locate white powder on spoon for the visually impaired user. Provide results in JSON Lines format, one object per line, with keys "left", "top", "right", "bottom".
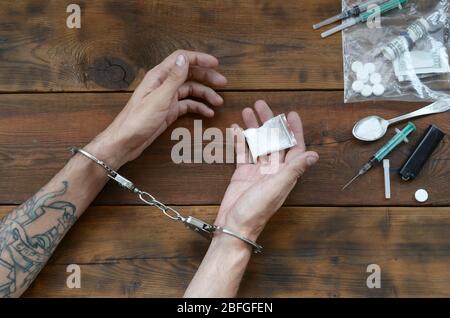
{"left": 354, "top": 117, "right": 385, "bottom": 140}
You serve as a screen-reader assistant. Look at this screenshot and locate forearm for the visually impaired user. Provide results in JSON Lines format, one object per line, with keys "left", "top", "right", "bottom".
{"left": 0, "top": 49, "right": 225, "bottom": 298}
{"left": 0, "top": 137, "right": 124, "bottom": 298}
{"left": 184, "top": 235, "right": 252, "bottom": 298}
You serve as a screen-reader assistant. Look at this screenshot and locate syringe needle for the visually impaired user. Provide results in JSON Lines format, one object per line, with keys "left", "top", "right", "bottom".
{"left": 321, "top": 18, "right": 357, "bottom": 38}
{"left": 313, "top": 14, "right": 343, "bottom": 30}
{"left": 342, "top": 173, "right": 361, "bottom": 191}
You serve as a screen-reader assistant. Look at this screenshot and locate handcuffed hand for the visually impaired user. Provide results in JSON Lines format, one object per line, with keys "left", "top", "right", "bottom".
{"left": 214, "top": 100, "right": 319, "bottom": 244}
{"left": 87, "top": 50, "right": 227, "bottom": 168}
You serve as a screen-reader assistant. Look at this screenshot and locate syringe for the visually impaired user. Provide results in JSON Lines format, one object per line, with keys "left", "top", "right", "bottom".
{"left": 321, "top": 0, "right": 409, "bottom": 38}
{"left": 342, "top": 122, "right": 416, "bottom": 191}
{"left": 313, "top": 0, "right": 387, "bottom": 30}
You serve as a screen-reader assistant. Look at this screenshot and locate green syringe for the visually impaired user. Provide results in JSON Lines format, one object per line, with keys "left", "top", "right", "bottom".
{"left": 314, "top": 0, "right": 387, "bottom": 30}
{"left": 342, "top": 122, "right": 416, "bottom": 191}
{"left": 322, "top": 0, "right": 409, "bottom": 38}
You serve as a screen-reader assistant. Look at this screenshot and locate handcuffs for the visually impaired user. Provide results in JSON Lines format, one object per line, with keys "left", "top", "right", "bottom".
{"left": 70, "top": 147, "right": 262, "bottom": 254}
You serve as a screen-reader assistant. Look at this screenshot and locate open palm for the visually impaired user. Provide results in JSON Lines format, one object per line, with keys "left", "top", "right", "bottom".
{"left": 215, "top": 101, "right": 319, "bottom": 241}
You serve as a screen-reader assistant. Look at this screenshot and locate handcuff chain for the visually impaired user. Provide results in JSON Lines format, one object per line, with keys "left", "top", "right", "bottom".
{"left": 70, "top": 147, "right": 262, "bottom": 253}
{"left": 138, "top": 191, "right": 185, "bottom": 222}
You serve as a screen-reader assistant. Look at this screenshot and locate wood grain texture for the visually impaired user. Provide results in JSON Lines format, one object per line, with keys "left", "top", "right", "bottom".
{"left": 0, "top": 0, "right": 342, "bottom": 92}
{"left": 1, "top": 0, "right": 449, "bottom": 299}
{"left": 0, "top": 206, "right": 447, "bottom": 298}
{"left": 0, "top": 92, "right": 449, "bottom": 206}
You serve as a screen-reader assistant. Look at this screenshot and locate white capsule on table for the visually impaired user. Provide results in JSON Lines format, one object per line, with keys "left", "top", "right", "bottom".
{"left": 370, "top": 73, "right": 382, "bottom": 84}
{"left": 356, "top": 70, "right": 369, "bottom": 82}
{"left": 352, "top": 81, "right": 365, "bottom": 92}
{"left": 351, "top": 61, "right": 364, "bottom": 73}
{"left": 373, "top": 84, "right": 385, "bottom": 96}
{"left": 361, "top": 85, "right": 373, "bottom": 97}
{"left": 415, "top": 189, "right": 428, "bottom": 203}
{"left": 363, "top": 63, "right": 376, "bottom": 74}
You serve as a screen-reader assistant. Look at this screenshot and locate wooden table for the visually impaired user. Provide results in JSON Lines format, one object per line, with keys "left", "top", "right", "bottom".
{"left": 0, "top": 0, "right": 449, "bottom": 297}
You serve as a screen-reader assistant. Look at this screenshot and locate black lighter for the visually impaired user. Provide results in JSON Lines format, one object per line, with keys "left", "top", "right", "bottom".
{"left": 399, "top": 125, "right": 445, "bottom": 181}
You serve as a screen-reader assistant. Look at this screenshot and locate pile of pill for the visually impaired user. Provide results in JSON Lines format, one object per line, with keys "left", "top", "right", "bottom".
{"left": 351, "top": 61, "right": 385, "bottom": 97}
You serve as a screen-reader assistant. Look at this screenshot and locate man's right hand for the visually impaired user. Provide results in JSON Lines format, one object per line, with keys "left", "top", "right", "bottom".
{"left": 214, "top": 100, "right": 319, "bottom": 244}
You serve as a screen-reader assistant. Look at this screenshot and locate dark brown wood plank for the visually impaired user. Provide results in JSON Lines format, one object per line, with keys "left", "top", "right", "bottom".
{"left": 0, "top": 206, "right": 447, "bottom": 297}
{"left": 1, "top": 92, "right": 449, "bottom": 206}
{"left": 0, "top": 0, "right": 342, "bottom": 92}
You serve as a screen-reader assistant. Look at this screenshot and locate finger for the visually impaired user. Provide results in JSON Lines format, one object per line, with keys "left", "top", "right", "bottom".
{"left": 132, "top": 67, "right": 165, "bottom": 101}
{"left": 178, "top": 82, "right": 224, "bottom": 106}
{"left": 136, "top": 56, "right": 191, "bottom": 99}
{"left": 153, "top": 54, "right": 190, "bottom": 101}
{"left": 269, "top": 147, "right": 286, "bottom": 165}
{"left": 288, "top": 111, "right": 306, "bottom": 151}
{"left": 253, "top": 100, "right": 287, "bottom": 163}
{"left": 177, "top": 50, "right": 219, "bottom": 68}
{"left": 134, "top": 50, "right": 220, "bottom": 99}
{"left": 254, "top": 100, "right": 274, "bottom": 123}
{"left": 242, "top": 107, "right": 260, "bottom": 128}
{"left": 189, "top": 66, "right": 227, "bottom": 87}
{"left": 265, "top": 151, "right": 318, "bottom": 202}
{"left": 142, "top": 67, "right": 165, "bottom": 90}
{"left": 178, "top": 99, "right": 215, "bottom": 118}
{"left": 160, "top": 50, "right": 219, "bottom": 71}
{"left": 257, "top": 154, "right": 270, "bottom": 165}
{"left": 282, "top": 151, "right": 319, "bottom": 181}
{"left": 285, "top": 112, "right": 307, "bottom": 162}
{"left": 231, "top": 124, "right": 250, "bottom": 168}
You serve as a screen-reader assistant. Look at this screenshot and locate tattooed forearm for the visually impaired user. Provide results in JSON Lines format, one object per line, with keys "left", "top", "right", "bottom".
{"left": 0, "top": 181, "right": 76, "bottom": 297}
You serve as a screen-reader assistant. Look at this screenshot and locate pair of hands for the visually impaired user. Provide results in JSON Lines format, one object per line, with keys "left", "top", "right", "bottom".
{"left": 88, "top": 50, "right": 319, "bottom": 246}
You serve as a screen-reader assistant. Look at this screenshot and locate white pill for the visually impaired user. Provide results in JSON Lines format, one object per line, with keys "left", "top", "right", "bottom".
{"left": 352, "top": 61, "right": 364, "bottom": 73}
{"left": 373, "top": 84, "right": 385, "bottom": 96}
{"left": 356, "top": 70, "right": 369, "bottom": 82}
{"left": 370, "top": 73, "right": 382, "bottom": 84}
{"left": 352, "top": 81, "right": 365, "bottom": 92}
{"left": 361, "top": 85, "right": 373, "bottom": 97}
{"left": 415, "top": 189, "right": 428, "bottom": 203}
{"left": 363, "top": 63, "right": 376, "bottom": 74}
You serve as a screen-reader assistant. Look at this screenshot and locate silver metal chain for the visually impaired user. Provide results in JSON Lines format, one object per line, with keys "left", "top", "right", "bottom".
{"left": 70, "top": 147, "right": 262, "bottom": 253}
{"left": 137, "top": 191, "right": 185, "bottom": 222}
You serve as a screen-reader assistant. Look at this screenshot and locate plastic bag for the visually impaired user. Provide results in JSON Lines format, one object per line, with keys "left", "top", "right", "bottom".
{"left": 343, "top": 0, "right": 450, "bottom": 103}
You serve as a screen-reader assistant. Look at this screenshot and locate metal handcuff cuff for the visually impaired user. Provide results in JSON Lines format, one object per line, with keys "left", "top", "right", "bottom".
{"left": 70, "top": 147, "right": 262, "bottom": 253}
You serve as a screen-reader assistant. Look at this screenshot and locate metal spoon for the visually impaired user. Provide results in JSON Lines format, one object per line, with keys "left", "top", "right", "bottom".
{"left": 353, "top": 100, "right": 450, "bottom": 142}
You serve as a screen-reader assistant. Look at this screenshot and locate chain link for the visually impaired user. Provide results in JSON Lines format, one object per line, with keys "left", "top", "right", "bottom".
{"left": 138, "top": 191, "right": 185, "bottom": 221}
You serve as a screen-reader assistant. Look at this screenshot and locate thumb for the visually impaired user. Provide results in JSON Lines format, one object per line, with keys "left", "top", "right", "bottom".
{"left": 286, "top": 151, "right": 319, "bottom": 179}
{"left": 157, "top": 54, "right": 189, "bottom": 99}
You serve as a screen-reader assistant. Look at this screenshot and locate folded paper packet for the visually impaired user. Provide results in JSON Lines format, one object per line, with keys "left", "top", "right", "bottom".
{"left": 243, "top": 114, "right": 297, "bottom": 162}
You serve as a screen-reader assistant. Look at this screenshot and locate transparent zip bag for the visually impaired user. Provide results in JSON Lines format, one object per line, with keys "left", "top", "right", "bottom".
{"left": 342, "top": 0, "right": 450, "bottom": 103}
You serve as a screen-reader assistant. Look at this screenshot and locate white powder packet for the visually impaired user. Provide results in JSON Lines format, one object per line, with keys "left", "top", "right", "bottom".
{"left": 243, "top": 114, "right": 297, "bottom": 162}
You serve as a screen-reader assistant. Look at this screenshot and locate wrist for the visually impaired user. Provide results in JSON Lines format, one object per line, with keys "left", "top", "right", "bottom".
{"left": 220, "top": 212, "right": 265, "bottom": 243}
{"left": 213, "top": 211, "right": 265, "bottom": 253}
{"left": 210, "top": 233, "right": 253, "bottom": 255}
{"left": 84, "top": 133, "right": 129, "bottom": 170}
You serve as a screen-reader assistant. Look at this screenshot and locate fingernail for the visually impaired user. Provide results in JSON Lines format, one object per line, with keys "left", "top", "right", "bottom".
{"left": 175, "top": 54, "right": 186, "bottom": 66}
{"left": 306, "top": 155, "right": 319, "bottom": 166}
